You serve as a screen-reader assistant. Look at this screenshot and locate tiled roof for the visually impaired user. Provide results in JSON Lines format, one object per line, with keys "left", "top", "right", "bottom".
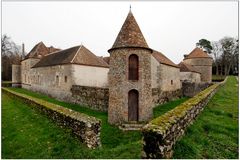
{"left": 101, "top": 57, "right": 110, "bottom": 64}
{"left": 24, "top": 42, "right": 49, "bottom": 59}
{"left": 48, "top": 46, "right": 61, "bottom": 53}
{"left": 109, "top": 11, "right": 150, "bottom": 51}
{"left": 33, "top": 45, "right": 109, "bottom": 68}
{"left": 152, "top": 50, "right": 179, "bottom": 68}
{"left": 184, "top": 47, "right": 212, "bottom": 59}
{"left": 178, "top": 61, "right": 200, "bottom": 73}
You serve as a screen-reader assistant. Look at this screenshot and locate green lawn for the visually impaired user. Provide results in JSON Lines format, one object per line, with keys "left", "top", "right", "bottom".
{"left": 2, "top": 90, "right": 141, "bottom": 158}
{"left": 2, "top": 87, "right": 186, "bottom": 158}
{"left": 173, "top": 76, "right": 239, "bottom": 159}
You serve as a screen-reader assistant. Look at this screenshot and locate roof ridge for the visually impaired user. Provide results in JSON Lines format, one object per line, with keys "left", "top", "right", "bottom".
{"left": 71, "top": 45, "right": 82, "bottom": 63}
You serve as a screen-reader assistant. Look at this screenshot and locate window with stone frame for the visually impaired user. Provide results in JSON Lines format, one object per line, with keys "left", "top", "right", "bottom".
{"left": 128, "top": 54, "right": 139, "bottom": 80}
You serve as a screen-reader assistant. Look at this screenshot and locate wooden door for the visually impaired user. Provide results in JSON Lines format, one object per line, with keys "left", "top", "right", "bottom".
{"left": 128, "top": 89, "right": 139, "bottom": 121}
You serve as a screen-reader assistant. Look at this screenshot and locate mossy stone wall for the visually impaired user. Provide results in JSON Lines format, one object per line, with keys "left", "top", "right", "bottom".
{"left": 2, "top": 88, "right": 102, "bottom": 149}
{"left": 142, "top": 78, "right": 227, "bottom": 159}
{"left": 71, "top": 85, "right": 109, "bottom": 112}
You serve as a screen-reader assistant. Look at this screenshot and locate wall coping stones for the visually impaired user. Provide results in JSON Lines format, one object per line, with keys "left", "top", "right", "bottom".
{"left": 2, "top": 87, "right": 101, "bottom": 149}
{"left": 142, "top": 77, "right": 228, "bottom": 158}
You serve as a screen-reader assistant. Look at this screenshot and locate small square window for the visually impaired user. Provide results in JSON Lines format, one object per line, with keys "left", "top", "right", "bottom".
{"left": 171, "top": 80, "right": 173, "bottom": 85}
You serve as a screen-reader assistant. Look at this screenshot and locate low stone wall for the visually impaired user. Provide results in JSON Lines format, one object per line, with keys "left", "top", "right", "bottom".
{"left": 152, "top": 88, "right": 182, "bottom": 106}
{"left": 71, "top": 85, "right": 109, "bottom": 112}
{"left": 142, "top": 78, "right": 227, "bottom": 159}
{"left": 2, "top": 87, "right": 101, "bottom": 149}
{"left": 182, "top": 82, "right": 212, "bottom": 97}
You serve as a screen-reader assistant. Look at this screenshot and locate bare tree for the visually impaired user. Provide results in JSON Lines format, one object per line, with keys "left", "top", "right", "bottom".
{"left": 1, "top": 34, "right": 22, "bottom": 81}
{"left": 211, "top": 41, "right": 223, "bottom": 75}
{"left": 219, "top": 37, "right": 238, "bottom": 76}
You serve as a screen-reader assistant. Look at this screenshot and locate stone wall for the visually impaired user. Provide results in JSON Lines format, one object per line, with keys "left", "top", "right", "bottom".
{"left": 12, "top": 64, "right": 21, "bottom": 84}
{"left": 183, "top": 58, "right": 212, "bottom": 82}
{"left": 21, "top": 58, "right": 40, "bottom": 85}
{"left": 152, "top": 88, "right": 182, "bottom": 106}
{"left": 159, "top": 64, "right": 182, "bottom": 91}
{"left": 2, "top": 87, "right": 101, "bottom": 149}
{"left": 180, "top": 72, "right": 201, "bottom": 83}
{"left": 71, "top": 85, "right": 109, "bottom": 112}
{"left": 142, "top": 78, "right": 227, "bottom": 159}
{"left": 25, "top": 64, "right": 74, "bottom": 102}
{"left": 182, "top": 81, "right": 212, "bottom": 97}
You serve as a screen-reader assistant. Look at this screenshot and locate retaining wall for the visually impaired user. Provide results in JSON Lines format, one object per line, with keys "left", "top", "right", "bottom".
{"left": 2, "top": 87, "right": 101, "bottom": 149}
{"left": 142, "top": 78, "right": 227, "bottom": 159}
{"left": 182, "top": 82, "right": 212, "bottom": 97}
{"left": 71, "top": 85, "right": 109, "bottom": 112}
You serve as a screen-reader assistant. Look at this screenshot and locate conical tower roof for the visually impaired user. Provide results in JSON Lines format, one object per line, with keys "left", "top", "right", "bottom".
{"left": 109, "top": 10, "right": 150, "bottom": 52}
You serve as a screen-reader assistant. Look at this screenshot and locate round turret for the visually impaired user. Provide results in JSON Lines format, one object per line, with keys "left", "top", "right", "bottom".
{"left": 183, "top": 48, "right": 213, "bottom": 82}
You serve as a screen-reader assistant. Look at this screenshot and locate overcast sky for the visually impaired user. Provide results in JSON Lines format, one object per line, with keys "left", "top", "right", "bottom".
{"left": 2, "top": 1, "right": 238, "bottom": 63}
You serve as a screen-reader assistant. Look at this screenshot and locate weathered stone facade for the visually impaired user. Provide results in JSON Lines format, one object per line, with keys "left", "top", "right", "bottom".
{"left": 152, "top": 88, "right": 182, "bottom": 105}
{"left": 182, "top": 81, "right": 212, "bottom": 97}
{"left": 71, "top": 85, "right": 109, "bottom": 111}
{"left": 28, "top": 64, "right": 74, "bottom": 101}
{"left": 180, "top": 72, "right": 201, "bottom": 83}
{"left": 108, "top": 48, "right": 153, "bottom": 124}
{"left": 12, "top": 64, "right": 21, "bottom": 87}
{"left": 21, "top": 58, "right": 40, "bottom": 85}
{"left": 184, "top": 58, "right": 213, "bottom": 83}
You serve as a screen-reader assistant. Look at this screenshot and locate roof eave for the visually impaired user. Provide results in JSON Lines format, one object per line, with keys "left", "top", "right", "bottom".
{"left": 108, "top": 46, "right": 153, "bottom": 53}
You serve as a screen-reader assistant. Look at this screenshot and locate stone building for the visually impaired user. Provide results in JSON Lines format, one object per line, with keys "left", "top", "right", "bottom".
{"left": 12, "top": 10, "right": 212, "bottom": 125}
{"left": 183, "top": 47, "right": 213, "bottom": 83}
{"left": 178, "top": 61, "right": 201, "bottom": 83}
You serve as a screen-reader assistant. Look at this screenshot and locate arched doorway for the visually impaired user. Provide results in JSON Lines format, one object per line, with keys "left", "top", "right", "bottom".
{"left": 128, "top": 89, "right": 139, "bottom": 121}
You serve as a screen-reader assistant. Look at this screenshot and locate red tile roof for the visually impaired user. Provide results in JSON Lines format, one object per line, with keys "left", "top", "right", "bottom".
{"left": 184, "top": 47, "right": 212, "bottom": 59}
{"left": 152, "top": 50, "right": 179, "bottom": 68}
{"left": 24, "top": 42, "right": 49, "bottom": 59}
{"left": 109, "top": 11, "right": 150, "bottom": 51}
{"left": 33, "top": 45, "right": 109, "bottom": 68}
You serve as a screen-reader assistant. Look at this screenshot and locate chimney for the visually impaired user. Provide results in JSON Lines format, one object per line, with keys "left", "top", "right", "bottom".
{"left": 22, "top": 43, "right": 25, "bottom": 56}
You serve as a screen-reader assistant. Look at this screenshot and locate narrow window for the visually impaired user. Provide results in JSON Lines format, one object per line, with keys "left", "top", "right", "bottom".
{"left": 56, "top": 75, "right": 59, "bottom": 86}
{"left": 128, "top": 54, "right": 139, "bottom": 80}
{"left": 171, "top": 80, "right": 173, "bottom": 85}
{"left": 38, "top": 75, "right": 40, "bottom": 84}
{"left": 65, "top": 76, "right": 67, "bottom": 83}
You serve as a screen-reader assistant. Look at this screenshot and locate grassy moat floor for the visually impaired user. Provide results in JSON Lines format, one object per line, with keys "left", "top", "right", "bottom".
{"left": 2, "top": 76, "right": 239, "bottom": 158}
{"left": 173, "top": 76, "right": 239, "bottom": 159}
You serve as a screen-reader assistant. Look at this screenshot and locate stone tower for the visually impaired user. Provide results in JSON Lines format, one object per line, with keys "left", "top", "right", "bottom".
{"left": 183, "top": 47, "right": 213, "bottom": 83}
{"left": 108, "top": 10, "right": 153, "bottom": 124}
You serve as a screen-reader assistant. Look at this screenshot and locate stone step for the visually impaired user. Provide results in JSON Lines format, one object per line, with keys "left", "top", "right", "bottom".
{"left": 119, "top": 123, "right": 145, "bottom": 131}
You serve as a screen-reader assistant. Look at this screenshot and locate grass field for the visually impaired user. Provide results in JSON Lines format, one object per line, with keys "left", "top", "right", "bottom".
{"left": 173, "top": 76, "right": 239, "bottom": 159}
{"left": 2, "top": 87, "right": 186, "bottom": 158}
{"left": 2, "top": 76, "right": 238, "bottom": 158}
